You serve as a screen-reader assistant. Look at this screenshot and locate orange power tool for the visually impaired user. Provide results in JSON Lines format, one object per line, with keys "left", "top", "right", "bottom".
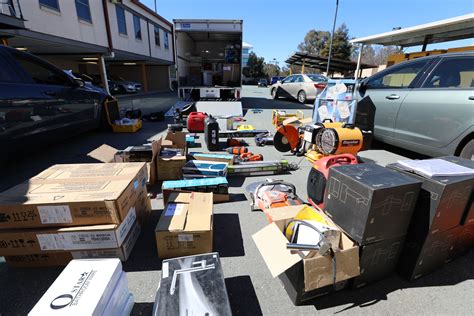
{"left": 227, "top": 146, "right": 248, "bottom": 155}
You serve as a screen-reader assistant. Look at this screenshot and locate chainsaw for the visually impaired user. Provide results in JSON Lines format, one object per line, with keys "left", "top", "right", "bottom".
{"left": 245, "top": 179, "right": 303, "bottom": 212}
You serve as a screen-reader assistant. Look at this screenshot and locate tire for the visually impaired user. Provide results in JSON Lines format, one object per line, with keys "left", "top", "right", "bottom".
{"left": 459, "top": 139, "right": 474, "bottom": 160}
{"left": 297, "top": 90, "right": 307, "bottom": 104}
{"left": 271, "top": 88, "right": 278, "bottom": 99}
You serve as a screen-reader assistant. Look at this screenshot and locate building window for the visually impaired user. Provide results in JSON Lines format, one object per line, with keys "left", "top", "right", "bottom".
{"left": 115, "top": 5, "right": 127, "bottom": 35}
{"left": 133, "top": 14, "right": 141, "bottom": 40}
{"left": 75, "top": 0, "right": 92, "bottom": 23}
{"left": 154, "top": 26, "right": 160, "bottom": 46}
{"left": 164, "top": 32, "right": 169, "bottom": 49}
{"left": 39, "top": 0, "right": 60, "bottom": 12}
{"left": 243, "top": 48, "right": 249, "bottom": 54}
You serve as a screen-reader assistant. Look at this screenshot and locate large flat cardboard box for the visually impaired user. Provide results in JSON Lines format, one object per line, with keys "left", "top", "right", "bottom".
{"left": 157, "top": 132, "right": 188, "bottom": 181}
{"left": 0, "top": 205, "right": 137, "bottom": 256}
{"left": 155, "top": 192, "right": 213, "bottom": 259}
{"left": 5, "top": 252, "right": 73, "bottom": 267}
{"left": 252, "top": 205, "right": 359, "bottom": 305}
{"left": 5, "top": 218, "right": 142, "bottom": 267}
{"left": 88, "top": 142, "right": 159, "bottom": 185}
{"left": 0, "top": 163, "right": 149, "bottom": 229}
{"left": 324, "top": 163, "right": 421, "bottom": 245}
{"left": 387, "top": 156, "right": 473, "bottom": 234}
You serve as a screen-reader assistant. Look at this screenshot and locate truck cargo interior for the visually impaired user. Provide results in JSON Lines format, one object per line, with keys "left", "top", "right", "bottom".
{"left": 176, "top": 32, "right": 242, "bottom": 88}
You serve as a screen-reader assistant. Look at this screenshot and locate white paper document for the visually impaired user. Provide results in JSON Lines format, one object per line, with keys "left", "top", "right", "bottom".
{"left": 397, "top": 159, "right": 474, "bottom": 177}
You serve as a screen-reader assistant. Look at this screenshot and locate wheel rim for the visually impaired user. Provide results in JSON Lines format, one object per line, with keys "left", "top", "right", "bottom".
{"left": 298, "top": 91, "right": 305, "bottom": 103}
{"left": 272, "top": 89, "right": 276, "bottom": 98}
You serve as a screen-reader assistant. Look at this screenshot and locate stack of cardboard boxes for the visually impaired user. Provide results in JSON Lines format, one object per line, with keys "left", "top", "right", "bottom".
{"left": 387, "top": 156, "right": 474, "bottom": 280}
{"left": 0, "top": 163, "right": 150, "bottom": 267}
{"left": 322, "top": 163, "right": 422, "bottom": 288}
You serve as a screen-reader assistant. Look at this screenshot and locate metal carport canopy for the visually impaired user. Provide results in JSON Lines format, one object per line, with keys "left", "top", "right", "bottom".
{"left": 285, "top": 52, "right": 376, "bottom": 73}
{"left": 350, "top": 13, "right": 474, "bottom": 79}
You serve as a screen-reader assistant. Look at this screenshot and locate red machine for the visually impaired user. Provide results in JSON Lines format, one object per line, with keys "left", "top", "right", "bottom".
{"left": 187, "top": 112, "right": 208, "bottom": 132}
{"left": 307, "top": 154, "right": 358, "bottom": 209}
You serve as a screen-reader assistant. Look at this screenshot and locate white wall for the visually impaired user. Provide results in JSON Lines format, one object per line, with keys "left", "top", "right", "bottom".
{"left": 21, "top": 0, "right": 108, "bottom": 48}
{"left": 107, "top": 0, "right": 173, "bottom": 62}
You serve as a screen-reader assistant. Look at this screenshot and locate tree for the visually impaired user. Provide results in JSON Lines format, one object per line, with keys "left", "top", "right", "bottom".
{"left": 263, "top": 63, "right": 280, "bottom": 78}
{"left": 297, "top": 30, "right": 331, "bottom": 55}
{"left": 351, "top": 45, "right": 403, "bottom": 65}
{"left": 320, "top": 23, "right": 352, "bottom": 61}
{"left": 242, "top": 52, "right": 265, "bottom": 78}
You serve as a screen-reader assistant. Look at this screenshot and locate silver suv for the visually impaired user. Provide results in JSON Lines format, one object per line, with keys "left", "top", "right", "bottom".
{"left": 358, "top": 52, "right": 474, "bottom": 159}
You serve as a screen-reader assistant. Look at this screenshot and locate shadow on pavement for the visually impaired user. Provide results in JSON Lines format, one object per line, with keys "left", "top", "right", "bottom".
{"left": 310, "top": 250, "right": 474, "bottom": 312}
{"left": 131, "top": 302, "right": 154, "bottom": 315}
{"left": 213, "top": 214, "right": 245, "bottom": 257}
{"left": 225, "top": 275, "right": 263, "bottom": 316}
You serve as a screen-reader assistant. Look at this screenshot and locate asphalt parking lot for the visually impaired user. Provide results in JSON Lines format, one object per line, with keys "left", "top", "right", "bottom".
{"left": 0, "top": 86, "right": 472, "bottom": 315}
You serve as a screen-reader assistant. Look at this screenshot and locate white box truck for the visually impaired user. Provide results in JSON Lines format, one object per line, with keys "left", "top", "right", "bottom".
{"left": 173, "top": 19, "right": 243, "bottom": 117}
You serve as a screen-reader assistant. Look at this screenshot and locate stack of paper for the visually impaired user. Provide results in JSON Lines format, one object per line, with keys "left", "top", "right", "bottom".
{"left": 397, "top": 159, "right": 474, "bottom": 177}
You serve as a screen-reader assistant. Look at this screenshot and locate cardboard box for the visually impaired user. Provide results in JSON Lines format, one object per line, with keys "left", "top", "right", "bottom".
{"left": 28, "top": 259, "right": 123, "bottom": 315}
{"left": 0, "top": 205, "right": 137, "bottom": 256}
{"left": 155, "top": 192, "right": 213, "bottom": 259}
{"left": 252, "top": 205, "right": 359, "bottom": 304}
{"left": 5, "top": 252, "right": 73, "bottom": 267}
{"left": 88, "top": 142, "right": 159, "bottom": 185}
{"left": 324, "top": 163, "right": 421, "bottom": 245}
{"left": 0, "top": 163, "right": 148, "bottom": 229}
{"left": 398, "top": 227, "right": 458, "bottom": 281}
{"left": 157, "top": 132, "right": 187, "bottom": 181}
{"left": 352, "top": 235, "right": 405, "bottom": 288}
{"left": 5, "top": 219, "right": 142, "bottom": 267}
{"left": 387, "top": 159, "right": 473, "bottom": 234}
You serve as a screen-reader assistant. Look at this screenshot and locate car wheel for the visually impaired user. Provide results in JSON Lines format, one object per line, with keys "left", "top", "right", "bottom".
{"left": 271, "top": 88, "right": 278, "bottom": 99}
{"left": 297, "top": 90, "right": 307, "bottom": 104}
{"left": 459, "top": 139, "right": 474, "bottom": 160}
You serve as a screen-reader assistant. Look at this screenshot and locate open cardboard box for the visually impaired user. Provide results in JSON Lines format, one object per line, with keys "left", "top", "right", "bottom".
{"left": 252, "top": 205, "right": 359, "bottom": 305}
{"left": 157, "top": 131, "right": 188, "bottom": 181}
{"left": 155, "top": 192, "right": 213, "bottom": 259}
{"left": 88, "top": 142, "right": 159, "bottom": 185}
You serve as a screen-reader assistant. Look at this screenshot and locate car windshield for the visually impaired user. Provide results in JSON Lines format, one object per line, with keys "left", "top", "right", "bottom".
{"left": 307, "top": 74, "right": 328, "bottom": 82}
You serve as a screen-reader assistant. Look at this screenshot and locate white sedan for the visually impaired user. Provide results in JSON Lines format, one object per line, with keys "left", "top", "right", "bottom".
{"left": 270, "top": 74, "right": 328, "bottom": 103}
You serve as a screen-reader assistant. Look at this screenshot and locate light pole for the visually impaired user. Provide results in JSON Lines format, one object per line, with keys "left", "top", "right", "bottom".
{"left": 326, "top": 0, "right": 339, "bottom": 77}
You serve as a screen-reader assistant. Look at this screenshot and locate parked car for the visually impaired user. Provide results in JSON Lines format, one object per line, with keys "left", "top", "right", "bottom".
{"left": 270, "top": 74, "right": 328, "bottom": 103}
{"left": 257, "top": 79, "right": 268, "bottom": 87}
{"left": 0, "top": 45, "right": 111, "bottom": 157}
{"left": 270, "top": 76, "right": 286, "bottom": 85}
{"left": 357, "top": 52, "right": 474, "bottom": 159}
{"left": 109, "top": 75, "right": 142, "bottom": 94}
{"left": 63, "top": 70, "right": 106, "bottom": 94}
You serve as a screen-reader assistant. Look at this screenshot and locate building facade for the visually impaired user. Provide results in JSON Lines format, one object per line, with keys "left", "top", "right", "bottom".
{"left": 0, "top": 0, "right": 175, "bottom": 92}
{"left": 242, "top": 42, "right": 253, "bottom": 66}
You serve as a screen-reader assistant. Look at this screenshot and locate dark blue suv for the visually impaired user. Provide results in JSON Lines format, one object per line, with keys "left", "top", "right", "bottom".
{"left": 0, "top": 45, "right": 111, "bottom": 157}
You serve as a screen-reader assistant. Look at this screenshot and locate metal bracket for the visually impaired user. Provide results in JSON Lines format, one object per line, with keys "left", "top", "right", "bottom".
{"left": 169, "top": 260, "right": 216, "bottom": 295}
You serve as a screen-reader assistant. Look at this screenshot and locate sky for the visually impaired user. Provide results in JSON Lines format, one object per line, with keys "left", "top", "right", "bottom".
{"left": 143, "top": 0, "right": 473, "bottom": 65}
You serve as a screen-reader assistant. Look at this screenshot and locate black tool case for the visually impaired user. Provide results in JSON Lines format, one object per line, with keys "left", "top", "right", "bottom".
{"left": 153, "top": 252, "right": 232, "bottom": 316}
